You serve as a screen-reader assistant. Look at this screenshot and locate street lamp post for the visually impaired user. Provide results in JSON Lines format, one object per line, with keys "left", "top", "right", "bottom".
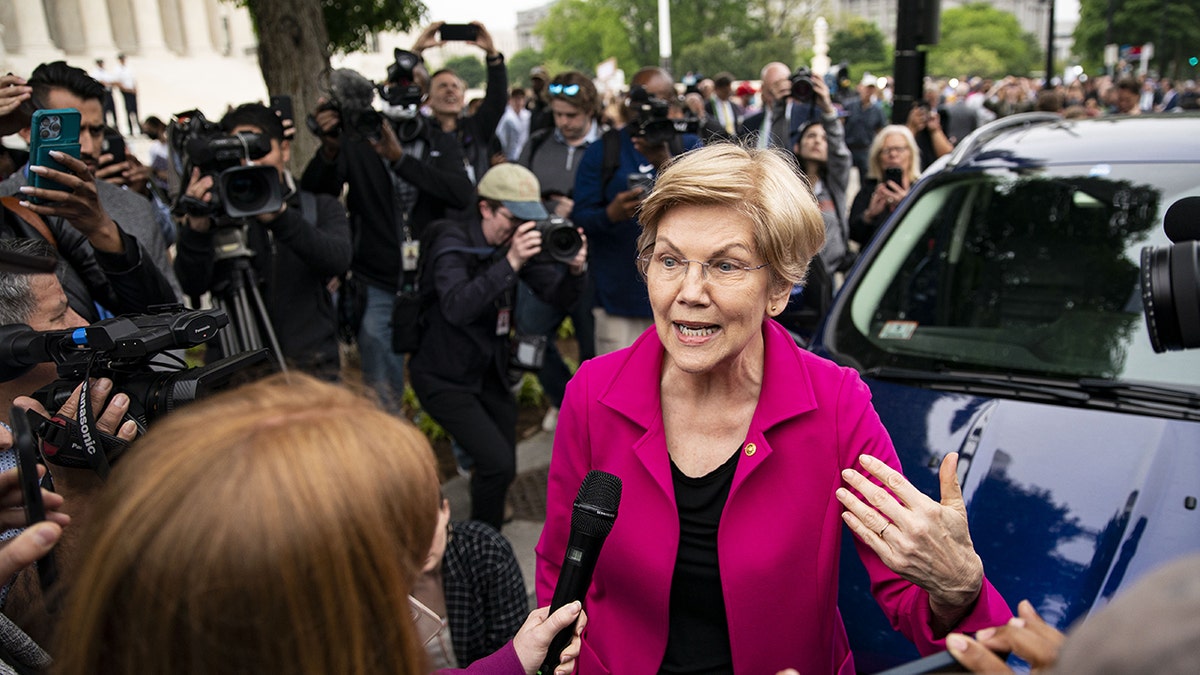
{"left": 1045, "top": 0, "right": 1056, "bottom": 87}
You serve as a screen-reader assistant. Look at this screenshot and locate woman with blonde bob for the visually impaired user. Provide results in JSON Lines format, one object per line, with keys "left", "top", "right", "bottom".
{"left": 53, "top": 373, "right": 583, "bottom": 675}
{"left": 536, "top": 143, "right": 1010, "bottom": 673}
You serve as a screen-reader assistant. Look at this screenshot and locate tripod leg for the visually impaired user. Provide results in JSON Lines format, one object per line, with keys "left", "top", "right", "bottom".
{"left": 244, "top": 271, "right": 288, "bottom": 373}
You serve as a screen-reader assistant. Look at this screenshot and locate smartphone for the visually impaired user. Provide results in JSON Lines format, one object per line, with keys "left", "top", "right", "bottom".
{"left": 11, "top": 405, "right": 59, "bottom": 596}
{"left": 270, "top": 94, "right": 295, "bottom": 124}
{"left": 439, "top": 23, "right": 479, "bottom": 41}
{"left": 627, "top": 172, "right": 654, "bottom": 192}
{"left": 884, "top": 167, "right": 904, "bottom": 188}
{"left": 100, "top": 130, "right": 126, "bottom": 168}
{"left": 873, "top": 650, "right": 966, "bottom": 675}
{"left": 27, "top": 108, "right": 81, "bottom": 204}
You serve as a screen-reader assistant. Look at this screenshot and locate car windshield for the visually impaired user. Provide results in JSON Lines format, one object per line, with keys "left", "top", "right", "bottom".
{"left": 831, "top": 162, "right": 1200, "bottom": 391}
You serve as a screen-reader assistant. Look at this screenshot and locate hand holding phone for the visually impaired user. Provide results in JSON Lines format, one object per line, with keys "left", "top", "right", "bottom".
{"left": 11, "top": 405, "right": 60, "bottom": 599}
{"left": 27, "top": 108, "right": 82, "bottom": 204}
{"left": 99, "top": 130, "right": 126, "bottom": 169}
{"left": 439, "top": 23, "right": 480, "bottom": 42}
{"left": 884, "top": 167, "right": 904, "bottom": 188}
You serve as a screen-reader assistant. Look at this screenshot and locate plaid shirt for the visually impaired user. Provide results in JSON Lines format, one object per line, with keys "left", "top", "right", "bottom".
{"left": 442, "top": 520, "right": 529, "bottom": 666}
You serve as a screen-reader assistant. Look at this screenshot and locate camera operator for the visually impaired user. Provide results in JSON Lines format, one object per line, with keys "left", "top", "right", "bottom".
{"left": 176, "top": 103, "right": 350, "bottom": 381}
{"left": 0, "top": 66, "right": 178, "bottom": 322}
{"left": 411, "top": 21, "right": 508, "bottom": 188}
{"left": 408, "top": 164, "right": 586, "bottom": 530}
{"left": 301, "top": 58, "right": 474, "bottom": 408}
{"left": 572, "top": 67, "right": 701, "bottom": 355}
{"left": 738, "top": 62, "right": 818, "bottom": 149}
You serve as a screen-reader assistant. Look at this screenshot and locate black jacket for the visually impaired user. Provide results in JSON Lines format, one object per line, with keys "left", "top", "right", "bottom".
{"left": 408, "top": 218, "right": 584, "bottom": 394}
{"left": 174, "top": 189, "right": 351, "bottom": 374}
{"left": 0, "top": 199, "right": 177, "bottom": 323}
{"left": 301, "top": 120, "right": 473, "bottom": 292}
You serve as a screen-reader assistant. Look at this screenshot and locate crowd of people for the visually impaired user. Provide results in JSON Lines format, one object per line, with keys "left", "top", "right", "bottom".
{"left": 0, "top": 16, "right": 1197, "bottom": 673}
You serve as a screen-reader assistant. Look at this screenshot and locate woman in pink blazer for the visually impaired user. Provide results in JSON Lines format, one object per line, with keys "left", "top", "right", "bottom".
{"left": 535, "top": 143, "right": 1012, "bottom": 674}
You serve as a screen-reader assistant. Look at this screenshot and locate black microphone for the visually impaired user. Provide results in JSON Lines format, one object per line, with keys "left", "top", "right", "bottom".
{"left": 1164, "top": 196, "right": 1200, "bottom": 244}
{"left": 537, "top": 470, "right": 622, "bottom": 675}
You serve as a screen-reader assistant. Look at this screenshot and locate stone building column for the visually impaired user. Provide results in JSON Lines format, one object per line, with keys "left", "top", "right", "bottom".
{"left": 128, "top": 0, "right": 170, "bottom": 56}
{"left": 13, "top": 0, "right": 66, "bottom": 61}
{"left": 179, "top": 0, "right": 215, "bottom": 55}
{"left": 80, "top": 0, "right": 118, "bottom": 54}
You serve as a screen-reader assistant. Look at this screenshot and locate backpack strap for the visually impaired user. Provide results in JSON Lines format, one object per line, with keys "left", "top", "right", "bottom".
{"left": 599, "top": 128, "right": 622, "bottom": 196}
{"left": 297, "top": 190, "right": 318, "bottom": 228}
{"left": 524, "top": 127, "right": 554, "bottom": 167}
{"left": 1, "top": 196, "right": 58, "bottom": 249}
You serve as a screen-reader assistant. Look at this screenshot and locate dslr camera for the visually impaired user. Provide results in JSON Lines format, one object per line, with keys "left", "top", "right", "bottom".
{"left": 0, "top": 307, "right": 269, "bottom": 472}
{"left": 627, "top": 86, "right": 697, "bottom": 146}
{"left": 1141, "top": 196, "right": 1200, "bottom": 352}
{"left": 533, "top": 216, "right": 583, "bottom": 265}
{"left": 790, "top": 67, "right": 816, "bottom": 104}
{"left": 169, "top": 110, "right": 284, "bottom": 220}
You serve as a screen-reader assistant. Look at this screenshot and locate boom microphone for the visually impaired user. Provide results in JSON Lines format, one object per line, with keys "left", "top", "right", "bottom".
{"left": 1163, "top": 195, "right": 1200, "bottom": 244}
{"left": 537, "top": 470, "right": 622, "bottom": 675}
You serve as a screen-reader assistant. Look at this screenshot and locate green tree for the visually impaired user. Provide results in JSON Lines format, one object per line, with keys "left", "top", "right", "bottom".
{"left": 508, "top": 50, "right": 546, "bottom": 89}
{"left": 1075, "top": 0, "right": 1200, "bottom": 79}
{"left": 925, "top": 3, "right": 1041, "bottom": 79}
{"left": 536, "top": 0, "right": 815, "bottom": 81}
{"left": 829, "top": 16, "right": 891, "bottom": 76}
{"left": 442, "top": 55, "right": 487, "bottom": 89}
{"left": 230, "top": 0, "right": 427, "bottom": 171}
{"left": 536, "top": 0, "right": 637, "bottom": 74}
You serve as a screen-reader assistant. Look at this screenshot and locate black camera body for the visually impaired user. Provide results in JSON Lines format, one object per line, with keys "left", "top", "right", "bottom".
{"left": 628, "top": 86, "right": 678, "bottom": 146}
{"left": 790, "top": 67, "right": 815, "bottom": 103}
{"left": 312, "top": 50, "right": 427, "bottom": 145}
{"left": 1140, "top": 197, "right": 1200, "bottom": 352}
{"left": 533, "top": 216, "right": 583, "bottom": 265}
{"left": 0, "top": 307, "right": 270, "bottom": 431}
{"left": 170, "top": 110, "right": 284, "bottom": 220}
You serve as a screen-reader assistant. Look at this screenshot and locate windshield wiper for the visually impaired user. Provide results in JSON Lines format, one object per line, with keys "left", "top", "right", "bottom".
{"left": 865, "top": 366, "right": 1090, "bottom": 402}
{"left": 1076, "top": 378, "right": 1200, "bottom": 408}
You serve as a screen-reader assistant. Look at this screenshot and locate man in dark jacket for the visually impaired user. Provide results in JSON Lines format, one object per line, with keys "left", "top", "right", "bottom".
{"left": 302, "top": 60, "right": 474, "bottom": 405}
{"left": 176, "top": 103, "right": 351, "bottom": 380}
{"left": 409, "top": 164, "right": 586, "bottom": 529}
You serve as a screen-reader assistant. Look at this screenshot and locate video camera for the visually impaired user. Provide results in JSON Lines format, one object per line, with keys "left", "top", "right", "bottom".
{"left": 169, "top": 109, "right": 284, "bottom": 220}
{"left": 310, "top": 50, "right": 427, "bottom": 145}
{"left": 0, "top": 307, "right": 270, "bottom": 473}
{"left": 627, "top": 86, "right": 697, "bottom": 146}
{"left": 533, "top": 216, "right": 583, "bottom": 264}
{"left": 790, "top": 67, "right": 816, "bottom": 104}
{"left": 1141, "top": 196, "right": 1200, "bottom": 352}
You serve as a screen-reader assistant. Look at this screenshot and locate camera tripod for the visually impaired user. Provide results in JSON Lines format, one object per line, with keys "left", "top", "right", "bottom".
{"left": 208, "top": 223, "right": 288, "bottom": 373}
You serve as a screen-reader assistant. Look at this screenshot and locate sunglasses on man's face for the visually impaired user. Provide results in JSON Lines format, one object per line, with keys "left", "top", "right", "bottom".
{"left": 548, "top": 83, "right": 580, "bottom": 97}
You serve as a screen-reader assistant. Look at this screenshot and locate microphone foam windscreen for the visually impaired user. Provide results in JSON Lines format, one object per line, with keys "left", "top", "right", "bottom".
{"left": 571, "top": 470, "right": 622, "bottom": 537}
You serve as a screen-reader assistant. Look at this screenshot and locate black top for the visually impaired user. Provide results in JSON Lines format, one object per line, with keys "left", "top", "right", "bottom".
{"left": 660, "top": 447, "right": 741, "bottom": 674}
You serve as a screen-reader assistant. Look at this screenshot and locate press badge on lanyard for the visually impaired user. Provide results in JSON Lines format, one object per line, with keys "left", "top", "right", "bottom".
{"left": 496, "top": 307, "right": 511, "bottom": 336}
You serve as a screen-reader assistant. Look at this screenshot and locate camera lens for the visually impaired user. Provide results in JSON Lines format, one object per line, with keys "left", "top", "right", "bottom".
{"left": 1140, "top": 241, "right": 1200, "bottom": 352}
{"left": 535, "top": 217, "right": 583, "bottom": 264}
{"left": 224, "top": 171, "right": 270, "bottom": 212}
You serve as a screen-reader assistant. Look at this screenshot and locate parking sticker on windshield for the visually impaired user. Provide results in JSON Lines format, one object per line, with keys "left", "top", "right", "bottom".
{"left": 879, "top": 320, "right": 918, "bottom": 340}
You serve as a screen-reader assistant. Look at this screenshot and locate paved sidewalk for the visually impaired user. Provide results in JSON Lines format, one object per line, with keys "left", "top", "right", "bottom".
{"left": 441, "top": 428, "right": 554, "bottom": 594}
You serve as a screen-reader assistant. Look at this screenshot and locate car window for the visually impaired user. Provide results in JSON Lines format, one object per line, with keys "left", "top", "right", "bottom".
{"left": 833, "top": 163, "right": 1200, "bottom": 390}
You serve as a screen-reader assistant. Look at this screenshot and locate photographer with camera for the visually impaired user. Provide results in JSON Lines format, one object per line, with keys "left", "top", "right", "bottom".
{"left": 738, "top": 62, "right": 818, "bottom": 149}
{"left": 411, "top": 21, "right": 509, "bottom": 189}
{"left": 409, "top": 164, "right": 586, "bottom": 530}
{"left": 302, "top": 56, "right": 474, "bottom": 408}
{"left": 572, "top": 67, "right": 701, "bottom": 355}
{"left": 175, "top": 103, "right": 350, "bottom": 381}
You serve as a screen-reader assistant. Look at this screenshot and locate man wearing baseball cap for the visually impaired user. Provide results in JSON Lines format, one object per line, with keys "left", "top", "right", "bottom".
{"left": 408, "top": 163, "right": 587, "bottom": 529}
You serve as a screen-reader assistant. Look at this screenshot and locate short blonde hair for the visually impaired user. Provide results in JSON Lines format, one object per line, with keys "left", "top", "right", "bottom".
{"left": 637, "top": 142, "right": 826, "bottom": 291}
{"left": 53, "top": 373, "right": 441, "bottom": 675}
{"left": 867, "top": 124, "right": 921, "bottom": 182}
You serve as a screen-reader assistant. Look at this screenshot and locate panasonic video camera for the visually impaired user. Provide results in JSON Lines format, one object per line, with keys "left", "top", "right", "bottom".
{"left": 0, "top": 307, "right": 270, "bottom": 433}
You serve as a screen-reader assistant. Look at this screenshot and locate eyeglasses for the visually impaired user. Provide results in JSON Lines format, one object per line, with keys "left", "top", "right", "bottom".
{"left": 880, "top": 145, "right": 909, "bottom": 156}
{"left": 548, "top": 83, "right": 580, "bottom": 97}
{"left": 637, "top": 252, "right": 768, "bottom": 286}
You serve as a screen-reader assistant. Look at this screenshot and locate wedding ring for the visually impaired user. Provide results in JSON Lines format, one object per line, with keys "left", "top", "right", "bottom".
{"left": 878, "top": 522, "right": 891, "bottom": 538}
